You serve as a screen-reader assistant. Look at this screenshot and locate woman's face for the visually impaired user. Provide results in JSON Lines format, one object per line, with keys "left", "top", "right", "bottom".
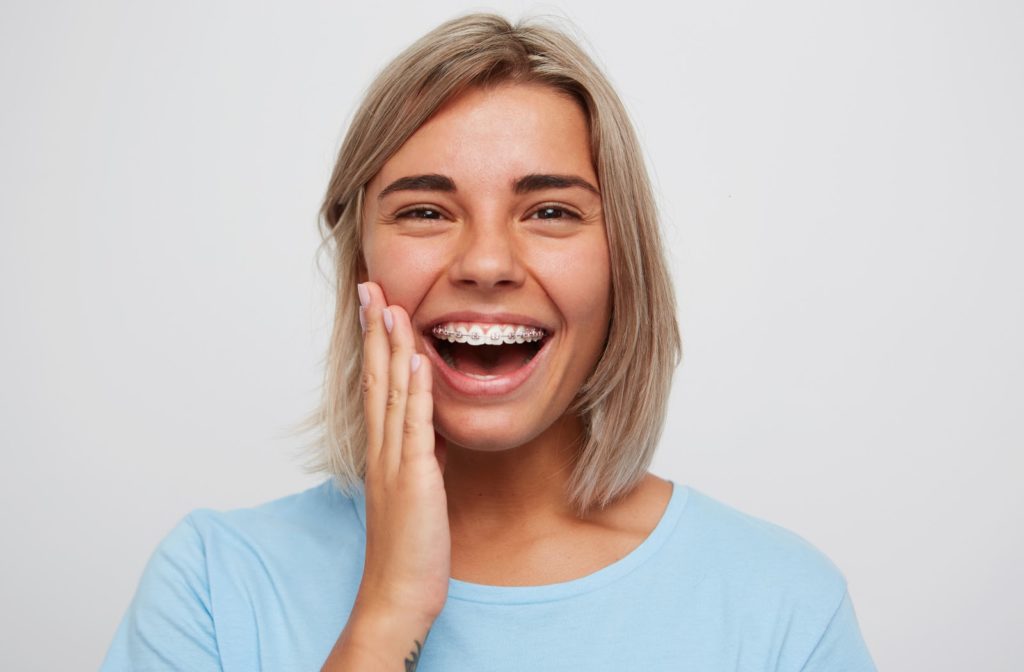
{"left": 360, "top": 82, "right": 611, "bottom": 452}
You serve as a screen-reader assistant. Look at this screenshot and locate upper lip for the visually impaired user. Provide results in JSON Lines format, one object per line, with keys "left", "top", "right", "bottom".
{"left": 421, "top": 311, "right": 554, "bottom": 334}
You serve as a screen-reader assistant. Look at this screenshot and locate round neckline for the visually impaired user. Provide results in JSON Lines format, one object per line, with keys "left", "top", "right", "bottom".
{"left": 347, "top": 478, "right": 689, "bottom": 605}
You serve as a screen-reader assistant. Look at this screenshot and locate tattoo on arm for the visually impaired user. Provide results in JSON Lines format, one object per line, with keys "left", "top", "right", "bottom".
{"left": 404, "top": 638, "right": 423, "bottom": 671}
{"left": 403, "top": 639, "right": 423, "bottom": 667}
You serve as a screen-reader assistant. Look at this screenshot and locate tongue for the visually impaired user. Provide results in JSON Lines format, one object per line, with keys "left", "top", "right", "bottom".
{"left": 450, "top": 342, "right": 535, "bottom": 376}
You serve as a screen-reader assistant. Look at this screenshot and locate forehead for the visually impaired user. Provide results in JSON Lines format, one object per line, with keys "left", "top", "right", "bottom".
{"left": 370, "top": 82, "right": 595, "bottom": 192}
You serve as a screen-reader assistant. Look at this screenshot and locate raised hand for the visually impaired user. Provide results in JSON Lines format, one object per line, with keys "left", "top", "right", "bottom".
{"left": 354, "top": 281, "right": 451, "bottom": 626}
{"left": 323, "top": 281, "right": 452, "bottom": 670}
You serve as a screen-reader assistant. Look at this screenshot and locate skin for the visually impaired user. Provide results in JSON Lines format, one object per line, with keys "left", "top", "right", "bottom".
{"left": 359, "top": 81, "right": 671, "bottom": 585}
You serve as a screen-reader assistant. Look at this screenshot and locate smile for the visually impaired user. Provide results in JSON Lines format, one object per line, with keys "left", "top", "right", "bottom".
{"left": 422, "top": 321, "right": 553, "bottom": 397}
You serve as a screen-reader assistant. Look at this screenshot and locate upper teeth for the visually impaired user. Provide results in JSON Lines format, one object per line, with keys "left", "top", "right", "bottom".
{"left": 431, "top": 322, "right": 546, "bottom": 345}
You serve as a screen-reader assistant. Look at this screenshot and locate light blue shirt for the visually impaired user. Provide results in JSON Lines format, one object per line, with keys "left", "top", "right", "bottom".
{"left": 101, "top": 478, "right": 877, "bottom": 671}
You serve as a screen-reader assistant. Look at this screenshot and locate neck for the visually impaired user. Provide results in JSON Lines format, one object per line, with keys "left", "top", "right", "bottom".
{"left": 442, "top": 413, "right": 586, "bottom": 538}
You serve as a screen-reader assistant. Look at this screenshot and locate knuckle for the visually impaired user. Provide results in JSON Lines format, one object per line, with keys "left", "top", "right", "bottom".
{"left": 361, "top": 370, "right": 377, "bottom": 395}
{"left": 403, "top": 417, "right": 427, "bottom": 437}
{"left": 385, "top": 387, "right": 404, "bottom": 410}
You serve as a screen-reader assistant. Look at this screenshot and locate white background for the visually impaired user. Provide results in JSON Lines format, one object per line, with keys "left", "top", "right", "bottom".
{"left": 2, "top": 1, "right": 1022, "bottom": 670}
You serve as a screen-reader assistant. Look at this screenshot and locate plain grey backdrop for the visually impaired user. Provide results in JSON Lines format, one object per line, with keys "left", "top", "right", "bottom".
{"left": 2, "top": 0, "right": 1022, "bottom": 669}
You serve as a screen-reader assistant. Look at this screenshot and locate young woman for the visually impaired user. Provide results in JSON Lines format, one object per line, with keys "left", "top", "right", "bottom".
{"left": 101, "top": 13, "right": 876, "bottom": 671}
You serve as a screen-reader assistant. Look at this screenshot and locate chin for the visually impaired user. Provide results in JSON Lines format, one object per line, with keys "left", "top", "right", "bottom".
{"left": 435, "top": 408, "right": 548, "bottom": 453}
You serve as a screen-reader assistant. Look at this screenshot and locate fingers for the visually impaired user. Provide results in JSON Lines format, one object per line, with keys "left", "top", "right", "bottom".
{"left": 359, "top": 282, "right": 433, "bottom": 479}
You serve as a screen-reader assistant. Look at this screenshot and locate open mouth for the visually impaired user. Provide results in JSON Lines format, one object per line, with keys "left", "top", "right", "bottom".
{"left": 424, "top": 325, "right": 549, "bottom": 378}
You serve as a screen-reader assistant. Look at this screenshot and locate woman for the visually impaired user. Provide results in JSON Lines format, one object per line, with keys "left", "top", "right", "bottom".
{"left": 101, "top": 12, "right": 877, "bottom": 671}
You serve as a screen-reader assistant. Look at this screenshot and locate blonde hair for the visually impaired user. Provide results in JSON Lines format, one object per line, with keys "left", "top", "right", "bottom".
{"left": 292, "top": 11, "right": 682, "bottom": 518}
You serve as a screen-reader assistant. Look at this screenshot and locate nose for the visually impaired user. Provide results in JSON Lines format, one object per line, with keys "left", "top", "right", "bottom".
{"left": 447, "top": 216, "right": 528, "bottom": 291}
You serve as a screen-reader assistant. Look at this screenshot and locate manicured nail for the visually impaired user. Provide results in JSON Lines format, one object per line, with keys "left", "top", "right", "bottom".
{"left": 382, "top": 308, "right": 394, "bottom": 333}
{"left": 357, "top": 283, "right": 369, "bottom": 308}
{"left": 358, "top": 306, "right": 366, "bottom": 333}
{"left": 410, "top": 353, "right": 422, "bottom": 373}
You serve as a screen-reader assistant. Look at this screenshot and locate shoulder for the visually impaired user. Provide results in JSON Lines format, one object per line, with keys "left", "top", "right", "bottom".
{"left": 675, "top": 484, "right": 850, "bottom": 617}
{"left": 102, "top": 480, "right": 366, "bottom": 669}
{"left": 130, "top": 478, "right": 360, "bottom": 581}
{"left": 681, "top": 485, "right": 847, "bottom": 582}
{"left": 182, "top": 478, "right": 364, "bottom": 562}
{"left": 671, "top": 486, "right": 875, "bottom": 668}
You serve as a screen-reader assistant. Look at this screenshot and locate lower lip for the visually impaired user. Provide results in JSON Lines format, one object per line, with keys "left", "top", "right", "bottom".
{"left": 422, "top": 334, "right": 553, "bottom": 397}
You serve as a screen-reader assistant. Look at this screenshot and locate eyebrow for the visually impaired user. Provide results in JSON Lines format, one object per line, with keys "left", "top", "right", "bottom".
{"left": 378, "top": 174, "right": 456, "bottom": 199}
{"left": 377, "top": 173, "right": 600, "bottom": 200}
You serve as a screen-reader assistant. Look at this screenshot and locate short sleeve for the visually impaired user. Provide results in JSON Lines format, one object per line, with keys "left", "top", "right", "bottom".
{"left": 99, "top": 514, "right": 222, "bottom": 671}
{"left": 798, "top": 589, "right": 877, "bottom": 672}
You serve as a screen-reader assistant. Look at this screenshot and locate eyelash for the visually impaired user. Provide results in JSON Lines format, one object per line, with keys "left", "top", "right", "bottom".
{"left": 394, "top": 204, "right": 582, "bottom": 221}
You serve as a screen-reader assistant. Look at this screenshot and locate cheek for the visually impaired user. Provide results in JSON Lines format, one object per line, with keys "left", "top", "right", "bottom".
{"left": 536, "top": 236, "right": 612, "bottom": 328}
{"left": 363, "top": 236, "right": 446, "bottom": 307}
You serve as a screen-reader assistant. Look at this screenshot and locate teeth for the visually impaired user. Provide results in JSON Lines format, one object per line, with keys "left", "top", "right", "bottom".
{"left": 431, "top": 321, "right": 546, "bottom": 345}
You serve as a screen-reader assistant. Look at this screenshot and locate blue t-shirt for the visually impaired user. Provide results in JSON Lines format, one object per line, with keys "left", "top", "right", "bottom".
{"left": 100, "top": 478, "right": 877, "bottom": 671}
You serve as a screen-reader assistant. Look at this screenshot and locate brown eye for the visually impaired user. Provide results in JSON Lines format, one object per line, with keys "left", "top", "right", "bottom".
{"left": 531, "top": 205, "right": 580, "bottom": 220}
{"left": 397, "top": 207, "right": 444, "bottom": 220}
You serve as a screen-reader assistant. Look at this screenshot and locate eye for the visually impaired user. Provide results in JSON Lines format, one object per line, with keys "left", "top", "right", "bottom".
{"left": 395, "top": 207, "right": 447, "bottom": 220}
{"left": 529, "top": 204, "right": 581, "bottom": 220}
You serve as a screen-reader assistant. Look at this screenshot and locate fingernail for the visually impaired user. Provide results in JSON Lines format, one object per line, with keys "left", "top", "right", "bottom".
{"left": 410, "top": 353, "right": 422, "bottom": 373}
{"left": 382, "top": 308, "right": 394, "bottom": 333}
{"left": 357, "top": 283, "right": 369, "bottom": 308}
{"left": 358, "top": 306, "right": 366, "bottom": 333}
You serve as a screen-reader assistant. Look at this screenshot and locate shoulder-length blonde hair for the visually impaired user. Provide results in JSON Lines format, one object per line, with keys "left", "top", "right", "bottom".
{"left": 293, "top": 11, "right": 682, "bottom": 518}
